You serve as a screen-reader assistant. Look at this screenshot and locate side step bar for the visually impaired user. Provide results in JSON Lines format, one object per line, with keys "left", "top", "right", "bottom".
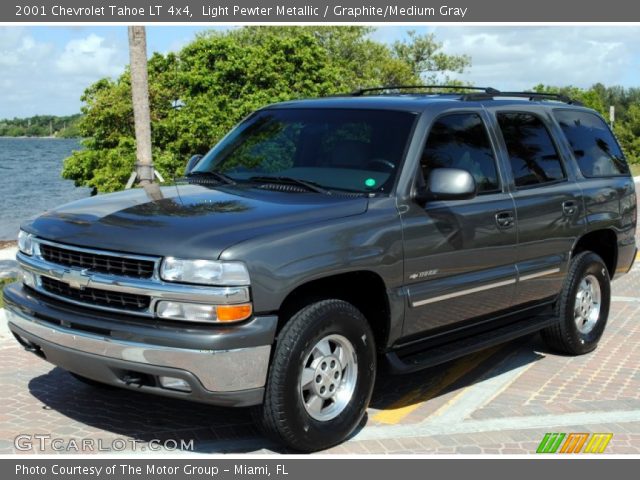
{"left": 386, "top": 315, "right": 556, "bottom": 374}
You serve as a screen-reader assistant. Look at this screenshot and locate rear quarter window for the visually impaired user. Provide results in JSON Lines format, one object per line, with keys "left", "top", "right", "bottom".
{"left": 554, "top": 110, "right": 629, "bottom": 177}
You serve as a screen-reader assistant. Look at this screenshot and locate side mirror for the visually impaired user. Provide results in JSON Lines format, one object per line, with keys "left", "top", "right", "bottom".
{"left": 414, "top": 168, "right": 477, "bottom": 204}
{"left": 185, "top": 154, "right": 203, "bottom": 175}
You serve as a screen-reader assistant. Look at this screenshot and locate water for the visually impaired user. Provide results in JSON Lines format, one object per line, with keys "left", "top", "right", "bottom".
{"left": 0, "top": 138, "right": 91, "bottom": 240}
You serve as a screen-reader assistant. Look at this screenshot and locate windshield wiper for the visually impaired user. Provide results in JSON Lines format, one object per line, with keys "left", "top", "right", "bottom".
{"left": 186, "top": 170, "right": 236, "bottom": 185}
{"left": 248, "top": 176, "right": 332, "bottom": 195}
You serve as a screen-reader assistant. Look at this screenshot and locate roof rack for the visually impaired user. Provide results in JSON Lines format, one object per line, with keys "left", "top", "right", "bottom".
{"left": 462, "top": 90, "right": 582, "bottom": 105}
{"left": 349, "top": 85, "right": 500, "bottom": 96}
{"left": 347, "top": 85, "right": 582, "bottom": 105}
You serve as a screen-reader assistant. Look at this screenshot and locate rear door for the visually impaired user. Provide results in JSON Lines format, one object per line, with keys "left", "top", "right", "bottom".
{"left": 491, "top": 109, "right": 585, "bottom": 305}
{"left": 401, "top": 110, "right": 518, "bottom": 338}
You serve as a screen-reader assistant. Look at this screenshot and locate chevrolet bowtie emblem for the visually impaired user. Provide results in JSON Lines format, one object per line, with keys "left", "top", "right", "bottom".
{"left": 61, "top": 269, "right": 91, "bottom": 290}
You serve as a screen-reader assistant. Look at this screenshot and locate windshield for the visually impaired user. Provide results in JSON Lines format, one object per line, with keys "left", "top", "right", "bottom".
{"left": 192, "top": 108, "right": 417, "bottom": 193}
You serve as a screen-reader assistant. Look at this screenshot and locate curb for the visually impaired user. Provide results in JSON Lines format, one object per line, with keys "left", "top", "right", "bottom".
{"left": 0, "top": 308, "right": 10, "bottom": 341}
{"left": 0, "top": 247, "right": 18, "bottom": 280}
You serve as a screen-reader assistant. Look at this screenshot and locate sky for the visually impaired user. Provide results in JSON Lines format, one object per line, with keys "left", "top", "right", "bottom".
{"left": 0, "top": 26, "right": 639, "bottom": 119}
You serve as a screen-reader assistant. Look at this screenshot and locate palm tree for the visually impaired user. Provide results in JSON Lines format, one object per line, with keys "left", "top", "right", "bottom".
{"left": 128, "top": 26, "right": 154, "bottom": 187}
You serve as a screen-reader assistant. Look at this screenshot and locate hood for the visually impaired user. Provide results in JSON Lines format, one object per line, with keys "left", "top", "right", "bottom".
{"left": 22, "top": 184, "right": 369, "bottom": 259}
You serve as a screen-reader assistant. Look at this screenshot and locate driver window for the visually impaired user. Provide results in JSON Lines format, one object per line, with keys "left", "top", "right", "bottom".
{"left": 421, "top": 113, "right": 500, "bottom": 194}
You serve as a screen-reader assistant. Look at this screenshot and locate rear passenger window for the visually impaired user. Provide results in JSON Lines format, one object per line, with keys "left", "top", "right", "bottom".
{"left": 421, "top": 113, "right": 500, "bottom": 193}
{"left": 497, "top": 112, "right": 566, "bottom": 188}
{"left": 554, "top": 110, "right": 629, "bottom": 177}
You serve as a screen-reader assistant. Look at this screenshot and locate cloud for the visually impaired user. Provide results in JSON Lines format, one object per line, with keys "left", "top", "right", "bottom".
{"left": 0, "top": 28, "right": 57, "bottom": 117}
{"left": 0, "top": 28, "right": 126, "bottom": 118}
{"left": 56, "top": 33, "right": 123, "bottom": 77}
{"left": 0, "top": 28, "right": 52, "bottom": 69}
{"left": 1, "top": 26, "right": 639, "bottom": 119}
{"left": 431, "top": 26, "right": 640, "bottom": 90}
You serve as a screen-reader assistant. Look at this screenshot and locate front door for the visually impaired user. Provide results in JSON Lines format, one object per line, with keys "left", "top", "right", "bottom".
{"left": 401, "top": 111, "right": 518, "bottom": 338}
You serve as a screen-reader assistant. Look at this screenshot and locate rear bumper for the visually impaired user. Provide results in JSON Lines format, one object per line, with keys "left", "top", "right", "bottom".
{"left": 4, "top": 283, "right": 276, "bottom": 406}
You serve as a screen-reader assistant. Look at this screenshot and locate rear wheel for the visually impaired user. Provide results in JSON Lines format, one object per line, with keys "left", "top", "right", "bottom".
{"left": 255, "top": 299, "right": 376, "bottom": 452}
{"left": 542, "top": 251, "right": 611, "bottom": 355}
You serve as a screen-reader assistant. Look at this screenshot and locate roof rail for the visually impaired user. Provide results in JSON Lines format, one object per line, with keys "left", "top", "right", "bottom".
{"left": 349, "top": 85, "right": 500, "bottom": 96}
{"left": 462, "top": 90, "right": 583, "bottom": 105}
{"left": 345, "top": 85, "right": 582, "bottom": 105}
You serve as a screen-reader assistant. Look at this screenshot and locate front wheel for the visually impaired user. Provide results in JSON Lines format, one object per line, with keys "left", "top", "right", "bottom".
{"left": 255, "top": 299, "right": 376, "bottom": 452}
{"left": 542, "top": 251, "right": 611, "bottom": 355}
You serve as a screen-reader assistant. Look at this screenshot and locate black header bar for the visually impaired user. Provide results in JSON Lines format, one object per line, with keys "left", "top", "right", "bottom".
{"left": 4, "top": 0, "right": 640, "bottom": 23}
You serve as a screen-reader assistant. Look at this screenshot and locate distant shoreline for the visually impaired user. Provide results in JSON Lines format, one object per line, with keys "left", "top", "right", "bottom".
{"left": 0, "top": 136, "right": 81, "bottom": 139}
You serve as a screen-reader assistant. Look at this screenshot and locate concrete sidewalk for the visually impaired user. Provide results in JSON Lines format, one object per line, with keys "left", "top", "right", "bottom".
{"left": 0, "top": 246, "right": 18, "bottom": 279}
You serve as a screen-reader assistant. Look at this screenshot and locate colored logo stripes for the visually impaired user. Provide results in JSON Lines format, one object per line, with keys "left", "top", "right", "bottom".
{"left": 536, "top": 433, "right": 612, "bottom": 454}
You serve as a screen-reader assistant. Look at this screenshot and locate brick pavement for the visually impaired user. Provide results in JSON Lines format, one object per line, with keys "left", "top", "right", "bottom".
{"left": 0, "top": 207, "right": 639, "bottom": 455}
{"left": 1, "top": 269, "right": 638, "bottom": 454}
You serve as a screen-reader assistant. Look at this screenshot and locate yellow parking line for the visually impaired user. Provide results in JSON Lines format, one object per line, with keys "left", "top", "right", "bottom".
{"left": 430, "top": 348, "right": 534, "bottom": 420}
{"left": 372, "top": 345, "right": 502, "bottom": 425}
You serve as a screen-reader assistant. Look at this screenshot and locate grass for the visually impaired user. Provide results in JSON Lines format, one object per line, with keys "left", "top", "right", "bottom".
{"left": 630, "top": 164, "right": 640, "bottom": 177}
{"left": 0, "top": 277, "right": 17, "bottom": 309}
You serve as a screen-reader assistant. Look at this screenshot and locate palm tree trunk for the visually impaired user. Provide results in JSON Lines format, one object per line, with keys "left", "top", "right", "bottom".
{"left": 128, "top": 26, "right": 154, "bottom": 186}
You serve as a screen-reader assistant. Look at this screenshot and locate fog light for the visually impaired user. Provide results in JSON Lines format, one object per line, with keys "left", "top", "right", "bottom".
{"left": 21, "top": 269, "right": 36, "bottom": 288}
{"left": 156, "top": 301, "right": 252, "bottom": 323}
{"left": 158, "top": 376, "right": 191, "bottom": 392}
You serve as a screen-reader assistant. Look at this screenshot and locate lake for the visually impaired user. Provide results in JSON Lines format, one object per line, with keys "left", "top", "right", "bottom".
{"left": 0, "top": 138, "right": 91, "bottom": 240}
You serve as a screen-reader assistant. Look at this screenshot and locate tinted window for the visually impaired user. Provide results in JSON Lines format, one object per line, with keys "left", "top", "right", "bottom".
{"left": 194, "top": 109, "right": 417, "bottom": 193}
{"left": 497, "top": 113, "right": 565, "bottom": 187}
{"left": 554, "top": 110, "right": 629, "bottom": 177}
{"left": 421, "top": 113, "right": 500, "bottom": 193}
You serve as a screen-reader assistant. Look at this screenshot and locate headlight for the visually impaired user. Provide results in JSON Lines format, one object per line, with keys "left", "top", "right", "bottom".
{"left": 17, "top": 230, "right": 33, "bottom": 256}
{"left": 160, "top": 257, "right": 250, "bottom": 286}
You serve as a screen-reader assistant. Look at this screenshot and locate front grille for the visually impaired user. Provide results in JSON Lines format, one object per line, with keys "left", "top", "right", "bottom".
{"left": 40, "top": 243, "right": 155, "bottom": 279}
{"left": 41, "top": 276, "right": 151, "bottom": 312}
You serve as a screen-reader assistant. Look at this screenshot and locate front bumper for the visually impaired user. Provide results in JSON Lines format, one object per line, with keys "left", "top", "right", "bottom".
{"left": 4, "top": 283, "right": 276, "bottom": 407}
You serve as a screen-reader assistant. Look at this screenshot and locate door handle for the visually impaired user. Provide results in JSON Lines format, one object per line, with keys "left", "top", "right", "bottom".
{"left": 562, "top": 200, "right": 578, "bottom": 216}
{"left": 495, "top": 211, "right": 515, "bottom": 229}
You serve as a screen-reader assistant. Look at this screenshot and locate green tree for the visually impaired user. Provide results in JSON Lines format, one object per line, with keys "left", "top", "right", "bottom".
{"left": 392, "top": 31, "right": 470, "bottom": 84}
{"left": 614, "top": 104, "right": 640, "bottom": 164}
{"left": 0, "top": 114, "right": 81, "bottom": 137}
{"left": 62, "top": 27, "right": 471, "bottom": 192}
{"left": 533, "top": 83, "right": 640, "bottom": 164}
{"left": 533, "top": 84, "right": 607, "bottom": 114}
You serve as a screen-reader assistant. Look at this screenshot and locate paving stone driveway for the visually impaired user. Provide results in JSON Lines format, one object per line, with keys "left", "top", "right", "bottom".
{"left": 1, "top": 263, "right": 638, "bottom": 455}
{"left": 1, "top": 220, "right": 639, "bottom": 455}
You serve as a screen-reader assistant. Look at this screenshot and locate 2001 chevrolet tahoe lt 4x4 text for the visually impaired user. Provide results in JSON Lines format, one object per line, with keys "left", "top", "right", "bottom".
{"left": 4, "top": 86, "right": 637, "bottom": 451}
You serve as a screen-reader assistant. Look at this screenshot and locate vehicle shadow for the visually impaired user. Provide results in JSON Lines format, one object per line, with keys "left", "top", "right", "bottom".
{"left": 369, "top": 334, "right": 547, "bottom": 413}
{"left": 27, "top": 369, "right": 286, "bottom": 453}
{"left": 26, "top": 334, "right": 548, "bottom": 454}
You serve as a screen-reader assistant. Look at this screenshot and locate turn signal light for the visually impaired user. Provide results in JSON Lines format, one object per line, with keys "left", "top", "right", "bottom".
{"left": 216, "top": 304, "right": 253, "bottom": 322}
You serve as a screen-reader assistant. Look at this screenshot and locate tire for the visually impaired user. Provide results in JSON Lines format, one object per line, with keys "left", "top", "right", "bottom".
{"left": 542, "top": 251, "right": 611, "bottom": 355}
{"left": 255, "top": 299, "right": 376, "bottom": 452}
{"left": 69, "top": 372, "right": 114, "bottom": 389}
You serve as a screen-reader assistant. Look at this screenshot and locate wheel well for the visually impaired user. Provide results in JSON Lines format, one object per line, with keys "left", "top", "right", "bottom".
{"left": 572, "top": 229, "right": 617, "bottom": 278}
{"left": 277, "top": 271, "right": 390, "bottom": 351}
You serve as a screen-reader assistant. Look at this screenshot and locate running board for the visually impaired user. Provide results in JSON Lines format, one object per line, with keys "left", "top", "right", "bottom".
{"left": 386, "top": 315, "right": 556, "bottom": 374}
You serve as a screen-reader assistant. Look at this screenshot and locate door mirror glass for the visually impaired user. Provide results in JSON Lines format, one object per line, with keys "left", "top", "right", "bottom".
{"left": 415, "top": 167, "right": 477, "bottom": 203}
